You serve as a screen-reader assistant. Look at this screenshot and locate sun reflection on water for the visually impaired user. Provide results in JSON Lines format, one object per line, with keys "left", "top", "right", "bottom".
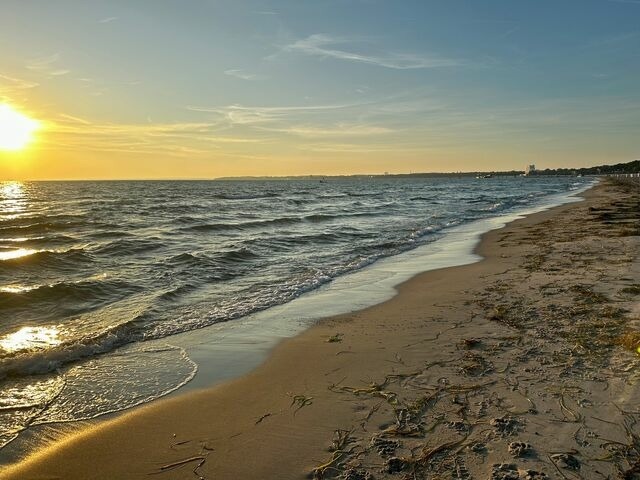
{"left": 0, "top": 181, "right": 24, "bottom": 198}
{"left": 0, "top": 284, "right": 37, "bottom": 293}
{"left": 0, "top": 248, "right": 38, "bottom": 261}
{"left": 0, "top": 326, "right": 61, "bottom": 353}
{"left": 0, "top": 181, "right": 27, "bottom": 219}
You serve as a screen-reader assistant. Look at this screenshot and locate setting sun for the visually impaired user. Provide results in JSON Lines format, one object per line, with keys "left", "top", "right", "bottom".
{"left": 0, "top": 104, "right": 40, "bottom": 151}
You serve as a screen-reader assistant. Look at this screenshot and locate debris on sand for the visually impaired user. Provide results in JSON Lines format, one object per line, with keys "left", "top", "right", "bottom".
{"left": 550, "top": 453, "right": 580, "bottom": 470}
{"left": 508, "top": 441, "right": 533, "bottom": 457}
{"left": 491, "top": 416, "right": 521, "bottom": 436}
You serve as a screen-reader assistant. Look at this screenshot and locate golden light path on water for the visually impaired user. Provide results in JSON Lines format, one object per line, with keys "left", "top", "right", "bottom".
{"left": 0, "top": 326, "right": 62, "bottom": 353}
{"left": 0, "top": 181, "right": 38, "bottom": 261}
{"left": 0, "top": 181, "right": 27, "bottom": 219}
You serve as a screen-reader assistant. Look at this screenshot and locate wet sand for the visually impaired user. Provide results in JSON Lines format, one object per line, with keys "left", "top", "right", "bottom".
{"left": 2, "top": 179, "right": 640, "bottom": 480}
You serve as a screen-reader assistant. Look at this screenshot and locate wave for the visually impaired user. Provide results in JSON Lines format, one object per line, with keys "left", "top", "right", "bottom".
{"left": 0, "top": 248, "right": 93, "bottom": 270}
{"left": 167, "top": 247, "right": 259, "bottom": 268}
{"left": 210, "top": 192, "right": 280, "bottom": 200}
{"left": 0, "top": 234, "right": 76, "bottom": 245}
{"left": 0, "top": 320, "right": 146, "bottom": 378}
{"left": 182, "top": 211, "right": 383, "bottom": 233}
{"left": 91, "top": 237, "right": 164, "bottom": 256}
{"left": 167, "top": 252, "right": 214, "bottom": 267}
{"left": 182, "top": 216, "right": 301, "bottom": 232}
{"left": 276, "top": 232, "right": 343, "bottom": 245}
{"left": 0, "top": 221, "right": 87, "bottom": 236}
{"left": 410, "top": 196, "right": 436, "bottom": 201}
{"left": 0, "top": 278, "right": 141, "bottom": 310}
{"left": 303, "top": 212, "right": 380, "bottom": 222}
{"left": 467, "top": 196, "right": 493, "bottom": 204}
{"left": 347, "top": 192, "right": 383, "bottom": 198}
{"left": 287, "top": 198, "right": 313, "bottom": 205}
{"left": 0, "top": 214, "right": 85, "bottom": 228}
{"left": 218, "top": 247, "right": 260, "bottom": 263}
{"left": 157, "top": 283, "right": 200, "bottom": 302}
{"left": 86, "top": 230, "right": 135, "bottom": 240}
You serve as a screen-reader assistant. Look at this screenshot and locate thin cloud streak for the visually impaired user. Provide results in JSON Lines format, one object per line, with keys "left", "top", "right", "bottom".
{"left": 187, "top": 103, "right": 362, "bottom": 113}
{"left": 0, "top": 74, "right": 39, "bottom": 91}
{"left": 261, "top": 124, "right": 394, "bottom": 137}
{"left": 281, "top": 34, "right": 463, "bottom": 69}
{"left": 224, "top": 69, "right": 263, "bottom": 81}
{"left": 42, "top": 117, "right": 265, "bottom": 157}
{"left": 0, "top": 74, "right": 39, "bottom": 102}
{"left": 26, "top": 53, "right": 71, "bottom": 77}
{"left": 26, "top": 53, "right": 60, "bottom": 70}
{"left": 58, "top": 113, "right": 91, "bottom": 125}
{"left": 186, "top": 102, "right": 368, "bottom": 126}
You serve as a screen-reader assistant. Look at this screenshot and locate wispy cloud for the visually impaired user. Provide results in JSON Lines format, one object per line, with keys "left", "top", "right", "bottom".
{"left": 262, "top": 124, "right": 393, "bottom": 137}
{"left": 224, "top": 69, "right": 263, "bottom": 81}
{"left": 187, "top": 102, "right": 363, "bottom": 126}
{"left": 0, "top": 73, "right": 39, "bottom": 102}
{"left": 58, "top": 113, "right": 91, "bottom": 125}
{"left": 188, "top": 105, "right": 278, "bottom": 125}
{"left": 498, "top": 26, "right": 520, "bottom": 39}
{"left": 27, "top": 53, "right": 59, "bottom": 70}
{"left": 98, "top": 16, "right": 118, "bottom": 23}
{"left": 0, "top": 74, "right": 39, "bottom": 91}
{"left": 300, "top": 142, "right": 427, "bottom": 154}
{"left": 42, "top": 116, "right": 262, "bottom": 157}
{"left": 26, "top": 53, "right": 71, "bottom": 77}
{"left": 280, "top": 34, "right": 462, "bottom": 69}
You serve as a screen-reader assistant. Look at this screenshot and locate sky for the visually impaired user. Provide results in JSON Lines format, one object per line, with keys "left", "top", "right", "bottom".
{"left": 0, "top": 0, "right": 639, "bottom": 179}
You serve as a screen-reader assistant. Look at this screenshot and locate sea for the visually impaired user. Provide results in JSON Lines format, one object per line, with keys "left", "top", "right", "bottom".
{"left": 0, "top": 176, "right": 591, "bottom": 452}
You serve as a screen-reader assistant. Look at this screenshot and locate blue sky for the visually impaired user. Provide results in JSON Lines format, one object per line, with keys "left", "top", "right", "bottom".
{"left": 0, "top": 0, "right": 639, "bottom": 178}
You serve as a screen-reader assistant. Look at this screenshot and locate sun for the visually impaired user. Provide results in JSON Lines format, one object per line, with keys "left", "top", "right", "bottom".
{"left": 0, "top": 104, "right": 40, "bottom": 151}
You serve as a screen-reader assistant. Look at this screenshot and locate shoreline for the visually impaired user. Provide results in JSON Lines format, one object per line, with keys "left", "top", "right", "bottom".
{"left": 3, "top": 180, "right": 640, "bottom": 479}
{"left": 163, "top": 181, "right": 593, "bottom": 395}
{"left": 0, "top": 182, "right": 591, "bottom": 464}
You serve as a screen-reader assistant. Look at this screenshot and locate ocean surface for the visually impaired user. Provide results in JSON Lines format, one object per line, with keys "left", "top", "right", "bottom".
{"left": 0, "top": 176, "right": 589, "bottom": 450}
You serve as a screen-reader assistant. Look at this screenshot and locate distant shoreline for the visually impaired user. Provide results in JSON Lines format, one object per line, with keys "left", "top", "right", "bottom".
{"left": 2, "top": 159, "right": 638, "bottom": 182}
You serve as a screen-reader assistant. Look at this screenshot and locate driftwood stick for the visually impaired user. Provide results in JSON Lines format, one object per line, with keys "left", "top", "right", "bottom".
{"left": 159, "top": 456, "right": 206, "bottom": 471}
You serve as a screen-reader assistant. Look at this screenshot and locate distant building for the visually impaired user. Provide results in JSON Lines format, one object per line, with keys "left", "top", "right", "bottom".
{"left": 525, "top": 164, "right": 536, "bottom": 175}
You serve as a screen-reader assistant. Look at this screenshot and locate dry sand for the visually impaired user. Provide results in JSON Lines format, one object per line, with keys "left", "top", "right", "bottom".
{"left": 2, "top": 179, "right": 640, "bottom": 480}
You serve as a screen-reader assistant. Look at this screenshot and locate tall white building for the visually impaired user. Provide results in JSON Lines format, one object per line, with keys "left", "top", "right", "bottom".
{"left": 525, "top": 164, "right": 536, "bottom": 175}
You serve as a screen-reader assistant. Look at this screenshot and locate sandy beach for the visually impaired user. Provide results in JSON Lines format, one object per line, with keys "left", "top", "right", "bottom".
{"left": 2, "top": 179, "right": 640, "bottom": 480}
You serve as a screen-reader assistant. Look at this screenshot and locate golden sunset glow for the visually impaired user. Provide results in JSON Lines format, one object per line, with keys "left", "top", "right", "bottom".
{"left": 0, "top": 2, "right": 637, "bottom": 181}
{"left": 0, "top": 104, "right": 40, "bottom": 152}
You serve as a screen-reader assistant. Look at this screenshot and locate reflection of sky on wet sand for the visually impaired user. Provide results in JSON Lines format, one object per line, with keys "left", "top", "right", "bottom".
{"left": 0, "top": 326, "right": 61, "bottom": 353}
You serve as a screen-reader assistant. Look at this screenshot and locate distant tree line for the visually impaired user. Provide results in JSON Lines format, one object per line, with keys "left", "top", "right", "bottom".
{"left": 218, "top": 160, "right": 639, "bottom": 181}
{"left": 530, "top": 160, "right": 640, "bottom": 176}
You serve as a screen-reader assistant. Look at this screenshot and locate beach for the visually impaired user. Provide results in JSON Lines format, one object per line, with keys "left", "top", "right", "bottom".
{"left": 2, "top": 178, "right": 639, "bottom": 479}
